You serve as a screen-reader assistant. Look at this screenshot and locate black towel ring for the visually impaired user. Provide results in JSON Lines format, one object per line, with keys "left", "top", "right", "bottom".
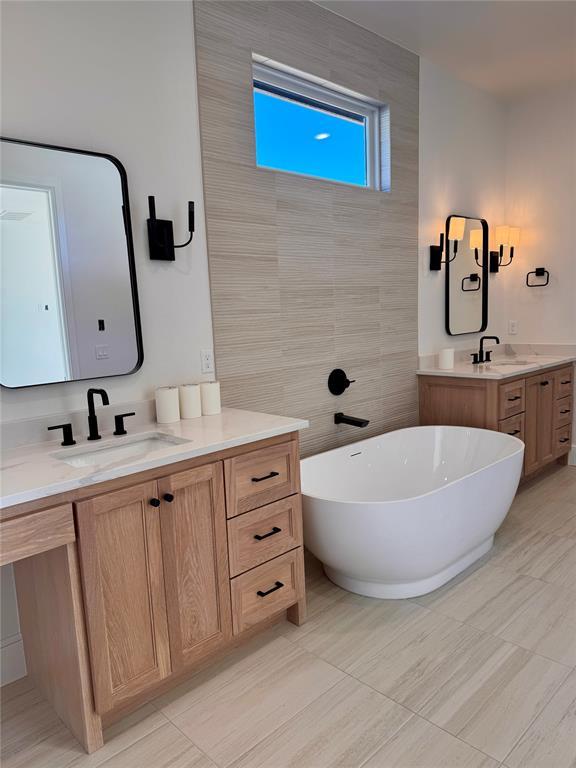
{"left": 461, "top": 273, "right": 481, "bottom": 292}
{"left": 526, "top": 267, "right": 550, "bottom": 287}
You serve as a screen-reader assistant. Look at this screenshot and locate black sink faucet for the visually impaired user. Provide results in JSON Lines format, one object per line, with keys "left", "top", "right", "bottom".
{"left": 334, "top": 412, "right": 370, "bottom": 428}
{"left": 87, "top": 388, "right": 110, "bottom": 441}
{"left": 471, "top": 335, "right": 500, "bottom": 365}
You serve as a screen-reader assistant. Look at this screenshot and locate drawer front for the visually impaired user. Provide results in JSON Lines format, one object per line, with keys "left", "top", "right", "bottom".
{"left": 555, "top": 397, "right": 573, "bottom": 429}
{"left": 498, "top": 412, "right": 525, "bottom": 442}
{"left": 230, "top": 549, "right": 305, "bottom": 634}
{"left": 555, "top": 425, "right": 572, "bottom": 457}
{"left": 228, "top": 495, "right": 303, "bottom": 577}
{"left": 499, "top": 380, "right": 526, "bottom": 420}
{"left": 554, "top": 367, "right": 574, "bottom": 400}
{"left": 225, "top": 440, "right": 300, "bottom": 518}
{"left": 0, "top": 504, "right": 75, "bottom": 567}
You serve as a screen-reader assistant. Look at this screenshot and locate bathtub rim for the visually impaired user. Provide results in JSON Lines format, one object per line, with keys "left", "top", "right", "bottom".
{"left": 301, "top": 425, "right": 525, "bottom": 506}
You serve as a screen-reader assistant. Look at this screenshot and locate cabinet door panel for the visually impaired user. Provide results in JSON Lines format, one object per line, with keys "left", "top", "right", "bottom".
{"left": 537, "top": 376, "right": 555, "bottom": 466}
{"left": 76, "top": 482, "right": 171, "bottom": 713}
{"left": 158, "top": 463, "right": 232, "bottom": 670}
{"left": 524, "top": 377, "right": 540, "bottom": 475}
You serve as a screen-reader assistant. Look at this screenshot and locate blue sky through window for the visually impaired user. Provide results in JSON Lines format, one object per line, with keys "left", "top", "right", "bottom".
{"left": 253, "top": 89, "right": 368, "bottom": 187}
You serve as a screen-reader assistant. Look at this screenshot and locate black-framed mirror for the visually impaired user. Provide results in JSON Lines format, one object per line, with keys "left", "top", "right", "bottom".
{"left": 0, "top": 137, "right": 143, "bottom": 388}
{"left": 445, "top": 214, "right": 488, "bottom": 336}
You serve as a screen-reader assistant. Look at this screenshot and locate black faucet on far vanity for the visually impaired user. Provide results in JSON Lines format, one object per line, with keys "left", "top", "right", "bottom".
{"left": 87, "top": 388, "right": 110, "bottom": 440}
{"left": 334, "top": 413, "right": 370, "bottom": 428}
{"left": 471, "top": 335, "right": 500, "bottom": 365}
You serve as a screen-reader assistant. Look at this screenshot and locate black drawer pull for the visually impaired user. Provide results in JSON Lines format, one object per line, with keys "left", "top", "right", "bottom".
{"left": 508, "top": 429, "right": 521, "bottom": 436}
{"left": 559, "top": 437, "right": 570, "bottom": 444}
{"left": 251, "top": 471, "right": 280, "bottom": 483}
{"left": 149, "top": 498, "right": 161, "bottom": 508}
{"left": 163, "top": 493, "right": 175, "bottom": 503}
{"left": 254, "top": 526, "right": 282, "bottom": 541}
{"left": 507, "top": 396, "right": 522, "bottom": 402}
{"left": 257, "top": 581, "right": 284, "bottom": 597}
{"left": 561, "top": 380, "right": 571, "bottom": 385}
{"left": 540, "top": 380, "right": 550, "bottom": 386}
{"left": 560, "top": 409, "right": 571, "bottom": 414}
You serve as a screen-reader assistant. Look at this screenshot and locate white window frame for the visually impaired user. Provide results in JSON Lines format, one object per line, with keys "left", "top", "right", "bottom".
{"left": 253, "top": 62, "right": 382, "bottom": 191}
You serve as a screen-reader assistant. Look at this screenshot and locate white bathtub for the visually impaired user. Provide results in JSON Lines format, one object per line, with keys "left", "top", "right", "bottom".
{"left": 301, "top": 426, "right": 524, "bottom": 598}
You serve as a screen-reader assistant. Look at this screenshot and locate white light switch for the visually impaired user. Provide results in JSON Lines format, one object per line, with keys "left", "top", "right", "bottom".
{"left": 508, "top": 320, "right": 518, "bottom": 335}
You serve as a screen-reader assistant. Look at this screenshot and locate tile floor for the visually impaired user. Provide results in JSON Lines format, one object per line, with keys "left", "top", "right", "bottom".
{"left": 2, "top": 465, "right": 575, "bottom": 768}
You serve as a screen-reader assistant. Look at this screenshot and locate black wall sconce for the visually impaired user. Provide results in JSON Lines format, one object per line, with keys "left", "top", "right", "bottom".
{"left": 526, "top": 267, "right": 550, "bottom": 287}
{"left": 430, "top": 216, "right": 466, "bottom": 270}
{"left": 461, "top": 273, "right": 481, "bottom": 292}
{"left": 147, "top": 196, "right": 195, "bottom": 261}
{"left": 490, "top": 225, "right": 521, "bottom": 273}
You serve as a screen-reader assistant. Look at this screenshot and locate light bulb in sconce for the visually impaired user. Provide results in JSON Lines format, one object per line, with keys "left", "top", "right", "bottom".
{"left": 469, "top": 229, "right": 483, "bottom": 266}
{"left": 495, "top": 225, "right": 510, "bottom": 246}
{"left": 448, "top": 216, "right": 466, "bottom": 256}
{"left": 508, "top": 227, "right": 521, "bottom": 247}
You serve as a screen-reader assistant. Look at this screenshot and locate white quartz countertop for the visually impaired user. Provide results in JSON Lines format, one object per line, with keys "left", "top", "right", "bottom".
{"left": 417, "top": 354, "right": 576, "bottom": 380}
{"left": 0, "top": 408, "right": 309, "bottom": 510}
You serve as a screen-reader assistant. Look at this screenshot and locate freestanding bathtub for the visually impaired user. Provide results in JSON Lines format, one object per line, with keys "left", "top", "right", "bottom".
{"left": 301, "top": 426, "right": 524, "bottom": 598}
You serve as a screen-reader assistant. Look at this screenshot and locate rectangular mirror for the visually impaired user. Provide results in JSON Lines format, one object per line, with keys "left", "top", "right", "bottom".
{"left": 445, "top": 214, "right": 488, "bottom": 336}
{"left": 1, "top": 137, "right": 142, "bottom": 387}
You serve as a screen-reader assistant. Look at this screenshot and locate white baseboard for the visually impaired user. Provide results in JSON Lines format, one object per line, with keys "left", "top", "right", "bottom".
{"left": 0, "top": 634, "right": 27, "bottom": 686}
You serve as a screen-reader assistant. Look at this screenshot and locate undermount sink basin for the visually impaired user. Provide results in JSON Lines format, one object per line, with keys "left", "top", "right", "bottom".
{"left": 53, "top": 432, "right": 192, "bottom": 468}
{"left": 490, "top": 359, "right": 530, "bottom": 366}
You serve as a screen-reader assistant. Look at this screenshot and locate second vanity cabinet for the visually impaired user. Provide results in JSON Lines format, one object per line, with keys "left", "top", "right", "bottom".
{"left": 419, "top": 364, "right": 574, "bottom": 476}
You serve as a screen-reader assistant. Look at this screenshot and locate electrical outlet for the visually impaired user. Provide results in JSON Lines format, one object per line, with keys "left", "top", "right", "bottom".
{"left": 201, "top": 348, "right": 214, "bottom": 375}
{"left": 508, "top": 319, "right": 518, "bottom": 336}
{"left": 95, "top": 345, "right": 110, "bottom": 359}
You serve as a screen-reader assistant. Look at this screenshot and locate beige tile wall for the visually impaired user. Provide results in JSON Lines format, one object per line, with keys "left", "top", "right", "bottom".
{"left": 194, "top": 1, "right": 419, "bottom": 456}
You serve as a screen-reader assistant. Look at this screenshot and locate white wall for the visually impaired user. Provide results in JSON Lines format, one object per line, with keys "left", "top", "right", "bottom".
{"left": 0, "top": 0, "right": 213, "bottom": 684}
{"left": 418, "top": 58, "right": 507, "bottom": 356}
{"left": 501, "top": 84, "right": 576, "bottom": 345}
{"left": 0, "top": 0, "right": 213, "bottom": 421}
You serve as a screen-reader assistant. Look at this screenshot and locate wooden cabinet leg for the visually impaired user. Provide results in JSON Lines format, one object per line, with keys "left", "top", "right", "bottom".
{"left": 287, "top": 598, "right": 307, "bottom": 626}
{"left": 14, "top": 543, "right": 103, "bottom": 753}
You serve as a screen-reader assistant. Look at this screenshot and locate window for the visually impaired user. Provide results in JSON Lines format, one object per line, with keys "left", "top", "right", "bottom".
{"left": 253, "top": 62, "right": 388, "bottom": 190}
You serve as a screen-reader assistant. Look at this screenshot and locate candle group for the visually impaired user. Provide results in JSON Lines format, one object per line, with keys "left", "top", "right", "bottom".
{"left": 155, "top": 381, "right": 221, "bottom": 423}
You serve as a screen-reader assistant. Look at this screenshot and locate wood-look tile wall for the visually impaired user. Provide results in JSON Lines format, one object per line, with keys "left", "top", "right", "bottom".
{"left": 194, "top": 1, "right": 419, "bottom": 456}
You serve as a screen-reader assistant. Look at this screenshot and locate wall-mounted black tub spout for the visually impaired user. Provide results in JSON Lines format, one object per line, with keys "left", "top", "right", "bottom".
{"left": 334, "top": 413, "right": 370, "bottom": 428}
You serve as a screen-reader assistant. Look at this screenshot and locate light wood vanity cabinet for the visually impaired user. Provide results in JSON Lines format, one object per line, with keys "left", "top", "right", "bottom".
{"left": 2, "top": 430, "right": 305, "bottom": 752}
{"left": 419, "top": 364, "right": 574, "bottom": 476}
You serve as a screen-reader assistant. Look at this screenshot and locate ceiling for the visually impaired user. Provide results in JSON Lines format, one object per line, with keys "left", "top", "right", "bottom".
{"left": 316, "top": 1, "right": 576, "bottom": 98}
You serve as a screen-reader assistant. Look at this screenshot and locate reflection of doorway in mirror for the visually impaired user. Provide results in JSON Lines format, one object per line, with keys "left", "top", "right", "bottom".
{"left": 0, "top": 183, "right": 72, "bottom": 385}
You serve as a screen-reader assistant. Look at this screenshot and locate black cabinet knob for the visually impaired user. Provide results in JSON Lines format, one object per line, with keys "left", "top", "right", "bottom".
{"left": 163, "top": 493, "right": 175, "bottom": 503}
{"left": 149, "top": 498, "right": 161, "bottom": 508}
{"left": 540, "top": 380, "right": 550, "bottom": 386}
{"left": 47, "top": 423, "right": 76, "bottom": 447}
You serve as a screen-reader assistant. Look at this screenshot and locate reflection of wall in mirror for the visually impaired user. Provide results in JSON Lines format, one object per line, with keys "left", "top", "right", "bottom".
{"left": 1, "top": 142, "right": 139, "bottom": 386}
{"left": 449, "top": 219, "right": 483, "bottom": 334}
{"left": 0, "top": 183, "right": 71, "bottom": 386}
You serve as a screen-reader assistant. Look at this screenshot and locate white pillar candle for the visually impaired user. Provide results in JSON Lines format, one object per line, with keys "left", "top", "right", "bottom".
{"left": 438, "top": 348, "right": 455, "bottom": 370}
{"left": 179, "top": 384, "right": 202, "bottom": 419}
{"left": 200, "top": 381, "right": 221, "bottom": 416}
{"left": 155, "top": 386, "right": 180, "bottom": 424}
